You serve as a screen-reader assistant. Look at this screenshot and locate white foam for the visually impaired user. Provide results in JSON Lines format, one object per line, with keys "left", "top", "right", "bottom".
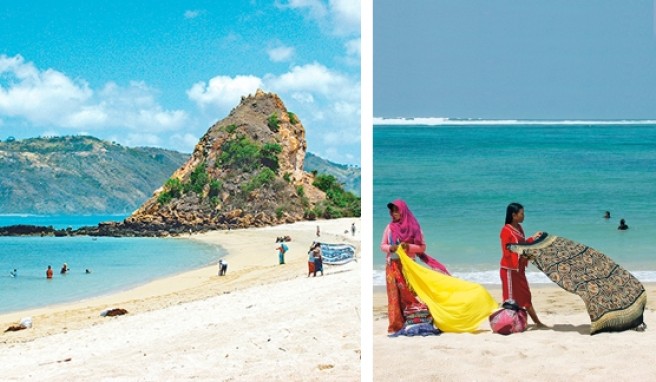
{"left": 373, "top": 117, "right": 656, "bottom": 126}
{"left": 373, "top": 269, "right": 656, "bottom": 286}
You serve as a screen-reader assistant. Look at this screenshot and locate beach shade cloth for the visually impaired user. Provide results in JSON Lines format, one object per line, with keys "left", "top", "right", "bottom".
{"left": 397, "top": 246, "right": 498, "bottom": 332}
{"left": 509, "top": 233, "right": 646, "bottom": 335}
{"left": 320, "top": 243, "right": 356, "bottom": 265}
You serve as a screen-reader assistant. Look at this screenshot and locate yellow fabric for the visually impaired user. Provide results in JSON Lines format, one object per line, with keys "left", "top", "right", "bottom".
{"left": 398, "top": 247, "right": 498, "bottom": 332}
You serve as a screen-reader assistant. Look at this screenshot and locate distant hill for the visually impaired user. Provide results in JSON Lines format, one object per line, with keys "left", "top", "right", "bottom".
{"left": 0, "top": 136, "right": 188, "bottom": 215}
{"left": 303, "top": 152, "right": 360, "bottom": 196}
{"left": 0, "top": 131, "right": 360, "bottom": 216}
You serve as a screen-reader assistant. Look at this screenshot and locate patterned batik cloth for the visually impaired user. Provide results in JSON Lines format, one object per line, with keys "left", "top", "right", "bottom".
{"left": 320, "top": 243, "right": 356, "bottom": 265}
{"left": 509, "top": 233, "right": 646, "bottom": 335}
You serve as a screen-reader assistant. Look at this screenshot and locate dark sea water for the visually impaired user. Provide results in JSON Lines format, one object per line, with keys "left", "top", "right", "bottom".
{"left": 373, "top": 124, "right": 656, "bottom": 285}
{"left": 0, "top": 215, "right": 225, "bottom": 314}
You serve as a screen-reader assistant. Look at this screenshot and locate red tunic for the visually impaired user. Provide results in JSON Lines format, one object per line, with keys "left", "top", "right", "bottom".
{"left": 499, "top": 224, "right": 534, "bottom": 309}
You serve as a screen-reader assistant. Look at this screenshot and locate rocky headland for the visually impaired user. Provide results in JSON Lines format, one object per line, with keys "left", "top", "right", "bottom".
{"left": 0, "top": 90, "right": 360, "bottom": 237}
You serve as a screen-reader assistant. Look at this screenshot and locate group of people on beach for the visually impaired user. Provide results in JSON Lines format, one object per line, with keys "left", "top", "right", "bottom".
{"left": 381, "top": 199, "right": 546, "bottom": 336}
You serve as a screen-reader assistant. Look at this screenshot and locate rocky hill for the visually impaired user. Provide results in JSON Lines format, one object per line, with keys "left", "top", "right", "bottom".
{"left": 96, "top": 89, "right": 359, "bottom": 236}
{"left": 0, "top": 136, "right": 188, "bottom": 214}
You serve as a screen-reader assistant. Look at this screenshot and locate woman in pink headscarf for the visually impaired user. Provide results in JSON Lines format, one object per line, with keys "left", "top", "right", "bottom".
{"left": 380, "top": 199, "right": 450, "bottom": 333}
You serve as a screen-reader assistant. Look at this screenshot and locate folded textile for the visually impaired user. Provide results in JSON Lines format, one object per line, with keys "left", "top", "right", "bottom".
{"left": 406, "top": 316, "right": 433, "bottom": 325}
{"left": 388, "top": 322, "right": 441, "bottom": 337}
{"left": 510, "top": 233, "right": 646, "bottom": 335}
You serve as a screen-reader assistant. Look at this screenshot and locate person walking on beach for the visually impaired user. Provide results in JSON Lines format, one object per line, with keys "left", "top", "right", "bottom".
{"left": 618, "top": 218, "right": 629, "bottom": 230}
{"left": 310, "top": 242, "right": 323, "bottom": 276}
{"left": 351, "top": 222, "right": 356, "bottom": 236}
{"left": 500, "top": 202, "right": 546, "bottom": 328}
{"left": 307, "top": 247, "right": 316, "bottom": 277}
{"left": 218, "top": 259, "right": 228, "bottom": 276}
{"left": 276, "top": 242, "right": 288, "bottom": 265}
{"left": 316, "top": 225, "right": 320, "bottom": 237}
{"left": 46, "top": 265, "right": 53, "bottom": 279}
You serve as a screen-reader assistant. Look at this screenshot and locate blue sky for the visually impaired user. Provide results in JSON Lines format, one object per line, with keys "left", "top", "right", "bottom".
{"left": 0, "top": 1, "right": 360, "bottom": 165}
{"left": 374, "top": 1, "right": 656, "bottom": 120}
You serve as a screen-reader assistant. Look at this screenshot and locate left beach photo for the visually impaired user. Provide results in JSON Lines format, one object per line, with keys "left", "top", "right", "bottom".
{"left": 0, "top": 2, "right": 362, "bottom": 380}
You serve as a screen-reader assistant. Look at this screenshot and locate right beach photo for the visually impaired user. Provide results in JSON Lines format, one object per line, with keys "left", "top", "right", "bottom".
{"left": 372, "top": 2, "right": 656, "bottom": 380}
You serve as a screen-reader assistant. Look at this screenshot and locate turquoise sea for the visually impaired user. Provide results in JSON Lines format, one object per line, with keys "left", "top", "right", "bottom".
{"left": 373, "top": 123, "right": 656, "bottom": 286}
{"left": 0, "top": 215, "right": 225, "bottom": 314}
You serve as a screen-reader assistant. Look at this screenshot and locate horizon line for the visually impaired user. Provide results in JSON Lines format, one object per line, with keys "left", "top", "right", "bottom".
{"left": 373, "top": 117, "right": 656, "bottom": 126}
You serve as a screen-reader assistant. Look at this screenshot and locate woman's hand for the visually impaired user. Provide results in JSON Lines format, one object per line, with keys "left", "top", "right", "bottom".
{"left": 399, "top": 242, "right": 415, "bottom": 258}
{"left": 389, "top": 244, "right": 398, "bottom": 253}
{"left": 532, "top": 231, "right": 543, "bottom": 240}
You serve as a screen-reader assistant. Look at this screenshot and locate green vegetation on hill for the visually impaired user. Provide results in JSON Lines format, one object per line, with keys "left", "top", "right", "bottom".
{"left": 0, "top": 136, "right": 189, "bottom": 214}
{"left": 303, "top": 152, "right": 360, "bottom": 196}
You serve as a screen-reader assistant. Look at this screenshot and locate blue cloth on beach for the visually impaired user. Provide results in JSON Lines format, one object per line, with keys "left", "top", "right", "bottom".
{"left": 388, "top": 323, "right": 441, "bottom": 337}
{"left": 319, "top": 243, "right": 356, "bottom": 265}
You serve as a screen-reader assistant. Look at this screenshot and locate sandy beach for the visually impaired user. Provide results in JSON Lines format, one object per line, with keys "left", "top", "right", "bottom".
{"left": 0, "top": 218, "right": 361, "bottom": 381}
{"left": 374, "top": 283, "right": 656, "bottom": 381}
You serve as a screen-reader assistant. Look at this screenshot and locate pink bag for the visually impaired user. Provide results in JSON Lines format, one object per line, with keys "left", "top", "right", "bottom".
{"left": 489, "top": 300, "right": 528, "bottom": 335}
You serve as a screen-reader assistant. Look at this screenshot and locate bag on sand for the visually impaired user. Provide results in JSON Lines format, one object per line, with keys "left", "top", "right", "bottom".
{"left": 489, "top": 300, "right": 528, "bottom": 335}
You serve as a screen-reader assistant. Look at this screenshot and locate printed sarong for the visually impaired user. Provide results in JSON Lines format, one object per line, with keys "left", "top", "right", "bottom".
{"left": 509, "top": 233, "right": 646, "bottom": 335}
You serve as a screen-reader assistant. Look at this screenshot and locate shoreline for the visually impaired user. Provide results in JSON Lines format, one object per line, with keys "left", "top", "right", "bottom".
{"left": 0, "top": 217, "right": 360, "bottom": 339}
{"left": 0, "top": 218, "right": 361, "bottom": 380}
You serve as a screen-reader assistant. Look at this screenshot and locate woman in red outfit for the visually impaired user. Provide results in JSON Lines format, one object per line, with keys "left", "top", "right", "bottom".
{"left": 380, "top": 199, "right": 449, "bottom": 333}
{"left": 500, "top": 202, "right": 545, "bottom": 327}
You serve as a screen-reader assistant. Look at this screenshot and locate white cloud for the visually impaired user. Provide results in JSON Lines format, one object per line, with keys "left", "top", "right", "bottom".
{"left": 0, "top": 54, "right": 92, "bottom": 124}
{"left": 169, "top": 132, "right": 201, "bottom": 153}
{"left": 329, "top": 0, "right": 360, "bottom": 35}
{"left": 0, "top": 55, "right": 188, "bottom": 134}
{"left": 184, "top": 10, "right": 201, "bottom": 19}
{"left": 187, "top": 75, "right": 263, "bottom": 112}
{"left": 345, "top": 38, "right": 361, "bottom": 63}
{"left": 267, "top": 44, "right": 295, "bottom": 62}
{"left": 276, "top": 0, "right": 359, "bottom": 36}
{"left": 265, "top": 62, "right": 356, "bottom": 100}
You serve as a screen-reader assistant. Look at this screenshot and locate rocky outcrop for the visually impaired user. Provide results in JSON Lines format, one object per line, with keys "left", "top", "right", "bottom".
{"left": 114, "top": 89, "right": 328, "bottom": 234}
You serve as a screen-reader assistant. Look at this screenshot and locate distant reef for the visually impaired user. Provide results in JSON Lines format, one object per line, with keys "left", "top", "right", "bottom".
{"left": 0, "top": 90, "right": 360, "bottom": 237}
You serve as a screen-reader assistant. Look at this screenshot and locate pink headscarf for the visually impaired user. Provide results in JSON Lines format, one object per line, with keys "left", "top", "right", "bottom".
{"left": 387, "top": 199, "right": 450, "bottom": 275}
{"left": 387, "top": 199, "right": 424, "bottom": 246}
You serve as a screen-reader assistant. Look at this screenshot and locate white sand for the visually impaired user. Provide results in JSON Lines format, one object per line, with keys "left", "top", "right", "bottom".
{"left": 0, "top": 218, "right": 361, "bottom": 381}
{"left": 373, "top": 284, "right": 656, "bottom": 381}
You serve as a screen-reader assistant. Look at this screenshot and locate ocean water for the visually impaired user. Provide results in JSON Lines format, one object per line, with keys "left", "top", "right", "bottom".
{"left": 373, "top": 123, "right": 656, "bottom": 285}
{"left": 0, "top": 215, "right": 225, "bottom": 314}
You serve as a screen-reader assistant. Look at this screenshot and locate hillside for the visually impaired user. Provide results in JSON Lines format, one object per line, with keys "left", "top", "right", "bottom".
{"left": 107, "top": 89, "right": 359, "bottom": 235}
{"left": 0, "top": 136, "right": 188, "bottom": 215}
{"left": 304, "top": 152, "right": 360, "bottom": 196}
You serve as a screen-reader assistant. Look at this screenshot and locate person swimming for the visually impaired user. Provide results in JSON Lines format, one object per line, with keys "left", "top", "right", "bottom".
{"left": 618, "top": 219, "right": 629, "bottom": 230}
